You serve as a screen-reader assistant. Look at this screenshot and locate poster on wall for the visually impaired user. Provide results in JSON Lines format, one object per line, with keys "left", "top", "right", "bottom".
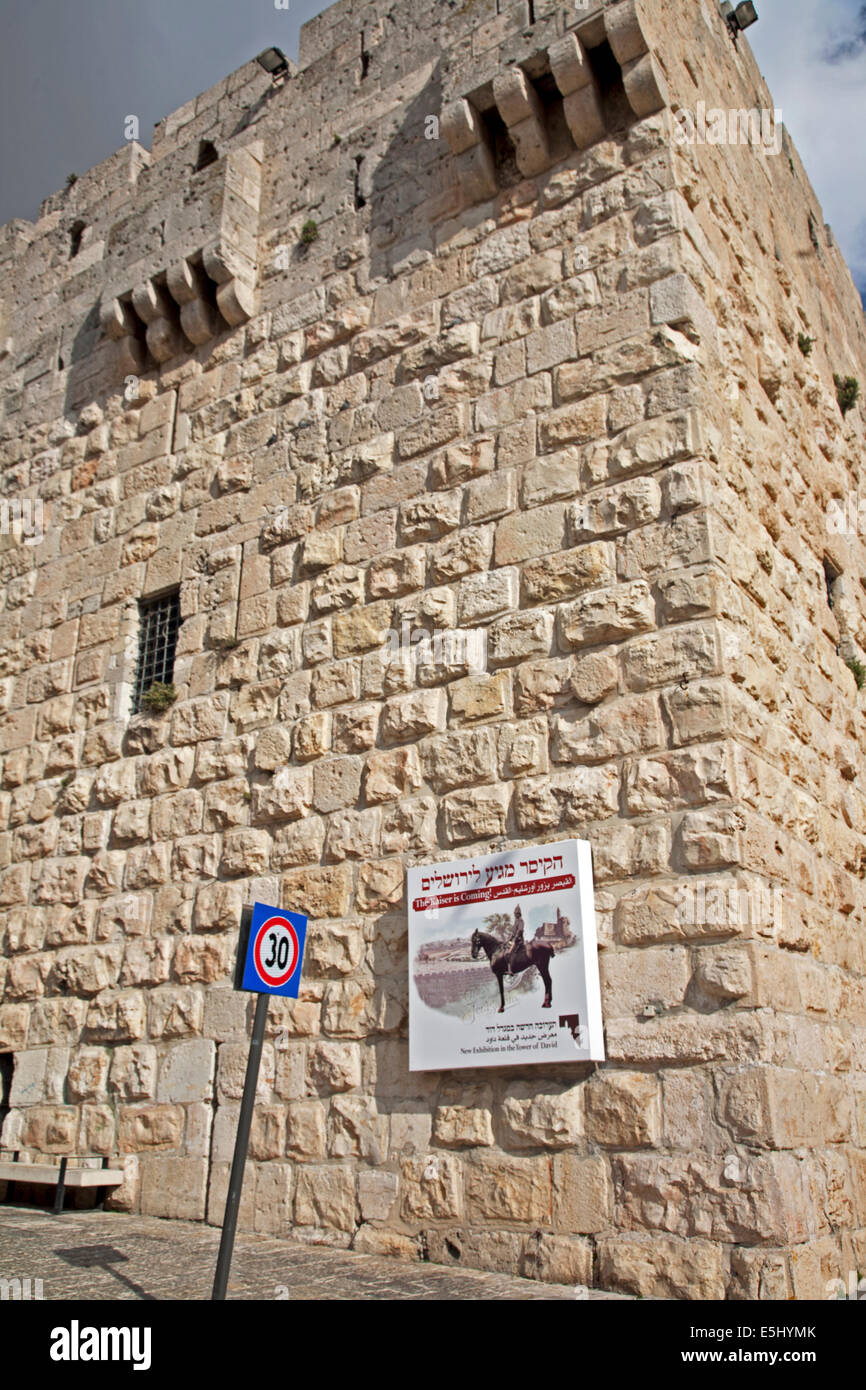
{"left": 408, "top": 838, "right": 605, "bottom": 1071}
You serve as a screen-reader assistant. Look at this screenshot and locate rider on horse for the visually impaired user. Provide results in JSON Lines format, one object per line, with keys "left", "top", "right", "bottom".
{"left": 505, "top": 903, "right": 525, "bottom": 975}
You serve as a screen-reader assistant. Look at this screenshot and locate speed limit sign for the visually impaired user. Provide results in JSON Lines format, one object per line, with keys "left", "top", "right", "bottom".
{"left": 239, "top": 901, "right": 308, "bottom": 997}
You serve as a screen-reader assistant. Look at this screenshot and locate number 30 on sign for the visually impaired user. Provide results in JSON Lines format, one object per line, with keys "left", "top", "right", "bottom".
{"left": 240, "top": 902, "right": 308, "bottom": 997}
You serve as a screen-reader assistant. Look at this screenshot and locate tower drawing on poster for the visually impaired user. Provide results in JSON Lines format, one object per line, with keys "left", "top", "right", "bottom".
{"left": 408, "top": 839, "right": 605, "bottom": 1071}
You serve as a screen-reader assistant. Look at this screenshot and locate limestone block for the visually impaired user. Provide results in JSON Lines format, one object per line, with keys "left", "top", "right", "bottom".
{"left": 433, "top": 1084, "right": 495, "bottom": 1148}
{"left": 281, "top": 865, "right": 353, "bottom": 920}
{"left": 465, "top": 1154, "right": 551, "bottom": 1224}
{"left": 173, "top": 935, "right": 230, "bottom": 985}
{"left": 109, "top": 1045, "right": 158, "bottom": 1101}
{"left": 84, "top": 991, "right": 147, "bottom": 1043}
{"left": 719, "top": 1068, "right": 851, "bottom": 1149}
{"left": 217, "top": 1041, "right": 275, "bottom": 1102}
{"left": 364, "top": 747, "right": 422, "bottom": 804}
{"left": 552, "top": 694, "right": 663, "bottom": 763}
{"left": 252, "top": 766, "right": 312, "bottom": 823}
{"left": 585, "top": 1072, "right": 661, "bottom": 1147}
{"left": 193, "top": 880, "right": 242, "bottom": 933}
{"left": 357, "top": 1170, "right": 399, "bottom": 1222}
{"left": 220, "top": 829, "right": 270, "bottom": 878}
{"left": 382, "top": 688, "right": 447, "bottom": 744}
{"left": 294, "top": 1165, "right": 355, "bottom": 1230}
{"left": 323, "top": 807, "right": 381, "bottom": 862}
{"left": 312, "top": 757, "right": 362, "bottom": 814}
{"left": 401, "top": 1153, "right": 462, "bottom": 1220}
{"left": 156, "top": 1039, "right": 216, "bottom": 1103}
{"left": 444, "top": 785, "right": 510, "bottom": 844}
{"left": 381, "top": 798, "right": 438, "bottom": 855}
{"left": 521, "top": 1232, "right": 593, "bottom": 1285}
{"left": 456, "top": 143, "right": 498, "bottom": 205}
{"left": 253, "top": 1161, "right": 293, "bottom": 1237}
{"left": 623, "top": 622, "right": 720, "bottom": 691}
{"left": 598, "top": 1233, "right": 725, "bottom": 1300}
{"left": 553, "top": 1154, "right": 612, "bottom": 1234}
{"left": 272, "top": 818, "right": 326, "bottom": 870}
{"left": 99, "top": 296, "right": 138, "bottom": 342}
{"left": 52, "top": 945, "right": 122, "bottom": 998}
{"left": 329, "top": 1095, "right": 387, "bottom": 1163}
{"left": 119, "top": 1103, "right": 185, "bottom": 1153}
{"left": 9, "top": 1048, "right": 70, "bottom": 1106}
{"left": 27, "top": 999, "right": 85, "bottom": 1047}
{"left": 625, "top": 744, "right": 734, "bottom": 815}
{"left": 601, "top": 945, "right": 689, "bottom": 1019}
{"left": 559, "top": 580, "right": 655, "bottom": 647}
{"left": 119, "top": 938, "right": 174, "bottom": 988}
{"left": 368, "top": 547, "right": 426, "bottom": 599}
{"left": 140, "top": 1156, "right": 208, "bottom": 1221}
{"left": 0, "top": 1006, "right": 29, "bottom": 1045}
{"left": 321, "top": 980, "right": 371, "bottom": 1038}
{"left": 488, "top": 610, "right": 554, "bottom": 666}
{"left": 305, "top": 920, "right": 365, "bottom": 975}
{"left": 306, "top": 1042, "right": 361, "bottom": 1095}
{"left": 356, "top": 858, "right": 403, "bottom": 912}
{"left": 422, "top": 727, "right": 497, "bottom": 793}
{"left": 493, "top": 67, "right": 550, "bottom": 175}
{"left": 450, "top": 672, "right": 510, "bottom": 723}
{"left": 502, "top": 1083, "right": 583, "bottom": 1150}
{"left": 570, "top": 649, "right": 619, "bottom": 705}
{"left": 691, "top": 946, "right": 753, "bottom": 1002}
{"left": 21, "top": 1105, "right": 77, "bottom": 1153}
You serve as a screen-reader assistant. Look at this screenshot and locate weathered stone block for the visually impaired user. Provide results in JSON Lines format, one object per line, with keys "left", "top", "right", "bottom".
{"left": 585, "top": 1072, "right": 661, "bottom": 1148}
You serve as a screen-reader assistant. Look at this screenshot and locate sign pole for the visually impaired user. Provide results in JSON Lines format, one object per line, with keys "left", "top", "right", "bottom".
{"left": 211, "top": 991, "right": 270, "bottom": 1301}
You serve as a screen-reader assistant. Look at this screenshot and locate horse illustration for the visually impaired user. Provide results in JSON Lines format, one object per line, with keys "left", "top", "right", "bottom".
{"left": 470, "top": 928, "right": 554, "bottom": 1013}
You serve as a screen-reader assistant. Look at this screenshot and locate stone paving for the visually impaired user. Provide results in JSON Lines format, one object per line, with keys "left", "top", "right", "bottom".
{"left": 0, "top": 1206, "right": 623, "bottom": 1301}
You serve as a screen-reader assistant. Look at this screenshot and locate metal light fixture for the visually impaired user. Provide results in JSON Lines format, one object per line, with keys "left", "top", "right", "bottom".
{"left": 720, "top": 0, "right": 759, "bottom": 39}
{"left": 255, "top": 47, "right": 289, "bottom": 77}
{"left": 735, "top": 2, "right": 759, "bottom": 28}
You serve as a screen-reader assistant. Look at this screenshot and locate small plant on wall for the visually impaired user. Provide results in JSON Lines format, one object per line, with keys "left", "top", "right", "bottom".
{"left": 140, "top": 681, "right": 177, "bottom": 714}
{"left": 846, "top": 657, "right": 866, "bottom": 691}
{"left": 300, "top": 219, "right": 319, "bottom": 247}
{"left": 797, "top": 333, "right": 814, "bottom": 357}
{"left": 834, "top": 374, "right": 860, "bottom": 416}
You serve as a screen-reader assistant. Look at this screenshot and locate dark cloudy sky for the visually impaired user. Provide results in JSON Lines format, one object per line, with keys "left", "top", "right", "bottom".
{"left": 0, "top": 0, "right": 863, "bottom": 296}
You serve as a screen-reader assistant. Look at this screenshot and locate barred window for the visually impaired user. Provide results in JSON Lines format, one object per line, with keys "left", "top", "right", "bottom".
{"left": 134, "top": 590, "right": 180, "bottom": 713}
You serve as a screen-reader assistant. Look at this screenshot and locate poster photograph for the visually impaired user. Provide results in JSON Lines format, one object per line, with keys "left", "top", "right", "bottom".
{"left": 408, "top": 838, "right": 605, "bottom": 1071}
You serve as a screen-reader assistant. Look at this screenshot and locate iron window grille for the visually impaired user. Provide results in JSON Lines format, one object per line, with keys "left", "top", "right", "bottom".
{"left": 133, "top": 590, "right": 180, "bottom": 712}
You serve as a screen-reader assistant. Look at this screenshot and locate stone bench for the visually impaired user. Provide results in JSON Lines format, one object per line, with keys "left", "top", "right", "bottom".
{"left": 0, "top": 1153, "right": 124, "bottom": 1215}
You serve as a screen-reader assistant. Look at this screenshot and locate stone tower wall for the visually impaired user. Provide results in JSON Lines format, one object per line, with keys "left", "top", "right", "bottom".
{"left": 1, "top": 0, "right": 865, "bottom": 1298}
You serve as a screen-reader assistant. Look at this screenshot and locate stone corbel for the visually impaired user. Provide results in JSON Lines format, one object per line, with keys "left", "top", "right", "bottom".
{"left": 166, "top": 258, "right": 221, "bottom": 345}
{"left": 200, "top": 241, "right": 256, "bottom": 328}
{"left": 548, "top": 33, "right": 605, "bottom": 150}
{"left": 604, "top": 0, "right": 669, "bottom": 118}
{"left": 99, "top": 296, "right": 146, "bottom": 375}
{"left": 441, "top": 98, "right": 498, "bottom": 203}
{"left": 131, "top": 280, "right": 187, "bottom": 364}
{"left": 492, "top": 67, "right": 552, "bottom": 177}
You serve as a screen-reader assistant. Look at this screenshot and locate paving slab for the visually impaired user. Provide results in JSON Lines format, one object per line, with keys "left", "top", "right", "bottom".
{"left": 0, "top": 1207, "right": 625, "bottom": 1301}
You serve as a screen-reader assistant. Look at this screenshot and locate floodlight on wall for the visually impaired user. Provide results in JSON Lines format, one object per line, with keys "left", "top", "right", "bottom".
{"left": 256, "top": 47, "right": 289, "bottom": 77}
{"left": 720, "top": 1, "right": 759, "bottom": 40}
